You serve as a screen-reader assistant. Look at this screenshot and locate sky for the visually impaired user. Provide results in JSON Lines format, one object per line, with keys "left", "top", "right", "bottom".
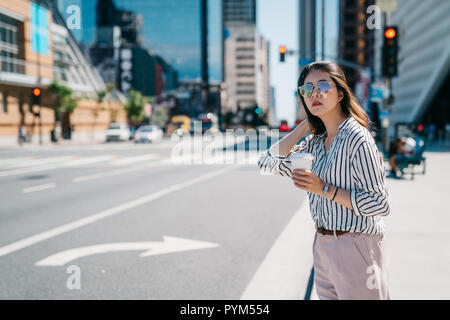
{"left": 257, "top": 0, "right": 299, "bottom": 127}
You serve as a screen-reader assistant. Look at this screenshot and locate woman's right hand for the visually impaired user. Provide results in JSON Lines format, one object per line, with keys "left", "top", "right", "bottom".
{"left": 269, "top": 118, "right": 312, "bottom": 157}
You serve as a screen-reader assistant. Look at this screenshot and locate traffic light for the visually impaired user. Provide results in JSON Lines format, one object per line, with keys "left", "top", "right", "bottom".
{"left": 31, "top": 87, "right": 41, "bottom": 106}
{"left": 279, "top": 45, "right": 286, "bottom": 62}
{"left": 254, "top": 106, "right": 262, "bottom": 115}
{"left": 382, "top": 26, "right": 398, "bottom": 78}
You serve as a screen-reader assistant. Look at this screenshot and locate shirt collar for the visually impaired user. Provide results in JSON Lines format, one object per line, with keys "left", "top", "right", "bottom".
{"left": 316, "top": 117, "right": 354, "bottom": 140}
{"left": 338, "top": 117, "right": 354, "bottom": 131}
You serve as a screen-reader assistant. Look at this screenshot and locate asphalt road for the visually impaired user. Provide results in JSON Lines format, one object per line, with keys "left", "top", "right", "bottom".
{"left": 0, "top": 138, "right": 311, "bottom": 299}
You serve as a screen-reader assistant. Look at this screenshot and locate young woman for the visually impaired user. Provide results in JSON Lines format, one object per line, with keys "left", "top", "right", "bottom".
{"left": 257, "top": 61, "right": 390, "bottom": 300}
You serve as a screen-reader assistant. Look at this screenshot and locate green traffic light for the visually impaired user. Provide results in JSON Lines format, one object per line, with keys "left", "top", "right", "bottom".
{"left": 255, "top": 108, "right": 262, "bottom": 115}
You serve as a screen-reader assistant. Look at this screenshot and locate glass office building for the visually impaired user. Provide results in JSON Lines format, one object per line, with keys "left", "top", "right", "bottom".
{"left": 57, "top": 0, "right": 222, "bottom": 84}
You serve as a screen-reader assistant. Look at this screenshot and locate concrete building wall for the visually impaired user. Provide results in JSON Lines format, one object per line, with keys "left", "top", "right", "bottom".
{"left": 224, "top": 24, "right": 257, "bottom": 113}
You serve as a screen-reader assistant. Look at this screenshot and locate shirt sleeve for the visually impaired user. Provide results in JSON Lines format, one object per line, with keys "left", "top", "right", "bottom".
{"left": 350, "top": 140, "right": 390, "bottom": 217}
{"left": 257, "top": 134, "right": 314, "bottom": 177}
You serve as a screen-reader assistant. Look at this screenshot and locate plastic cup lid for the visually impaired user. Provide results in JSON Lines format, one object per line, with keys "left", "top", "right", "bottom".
{"left": 289, "top": 152, "right": 314, "bottom": 160}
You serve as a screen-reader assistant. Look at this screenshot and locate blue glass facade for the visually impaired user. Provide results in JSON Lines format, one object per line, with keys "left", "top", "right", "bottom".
{"left": 57, "top": 0, "right": 222, "bottom": 83}
{"left": 315, "top": 0, "right": 339, "bottom": 61}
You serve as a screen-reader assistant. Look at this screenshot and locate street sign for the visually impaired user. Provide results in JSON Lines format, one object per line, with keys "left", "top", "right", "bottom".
{"left": 370, "top": 82, "right": 389, "bottom": 102}
{"left": 379, "top": 110, "right": 390, "bottom": 128}
{"left": 370, "top": 87, "right": 384, "bottom": 101}
{"left": 35, "top": 236, "right": 219, "bottom": 266}
{"left": 376, "top": 0, "right": 397, "bottom": 12}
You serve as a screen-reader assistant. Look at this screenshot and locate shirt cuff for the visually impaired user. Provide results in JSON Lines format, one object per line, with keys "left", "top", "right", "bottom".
{"left": 268, "top": 149, "right": 290, "bottom": 160}
{"left": 350, "top": 189, "right": 362, "bottom": 216}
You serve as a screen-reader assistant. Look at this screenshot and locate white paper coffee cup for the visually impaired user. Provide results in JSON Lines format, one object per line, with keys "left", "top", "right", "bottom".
{"left": 289, "top": 152, "right": 314, "bottom": 170}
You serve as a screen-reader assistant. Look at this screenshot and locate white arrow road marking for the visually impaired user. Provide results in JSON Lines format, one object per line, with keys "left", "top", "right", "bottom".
{"left": 35, "top": 236, "right": 219, "bottom": 266}
{"left": 0, "top": 165, "right": 239, "bottom": 258}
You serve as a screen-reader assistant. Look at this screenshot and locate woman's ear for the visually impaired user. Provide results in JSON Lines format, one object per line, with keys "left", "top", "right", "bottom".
{"left": 338, "top": 91, "right": 344, "bottom": 101}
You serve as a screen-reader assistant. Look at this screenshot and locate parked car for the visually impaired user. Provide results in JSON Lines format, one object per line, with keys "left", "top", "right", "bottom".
{"left": 134, "top": 125, "right": 164, "bottom": 143}
{"left": 105, "top": 123, "right": 130, "bottom": 142}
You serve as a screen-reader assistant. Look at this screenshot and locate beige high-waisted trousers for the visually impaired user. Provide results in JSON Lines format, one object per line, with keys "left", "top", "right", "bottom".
{"left": 313, "top": 231, "right": 390, "bottom": 300}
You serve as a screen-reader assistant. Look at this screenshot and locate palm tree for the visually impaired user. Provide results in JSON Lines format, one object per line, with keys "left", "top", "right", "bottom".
{"left": 47, "top": 80, "right": 78, "bottom": 140}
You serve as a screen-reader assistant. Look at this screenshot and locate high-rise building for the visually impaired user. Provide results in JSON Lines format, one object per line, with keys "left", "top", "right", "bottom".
{"left": 337, "top": 0, "right": 375, "bottom": 89}
{"left": 57, "top": 0, "right": 223, "bottom": 84}
{"left": 297, "top": 0, "right": 340, "bottom": 120}
{"left": 298, "top": 0, "right": 316, "bottom": 63}
{"left": 223, "top": 0, "right": 269, "bottom": 117}
{"left": 223, "top": 0, "right": 256, "bottom": 25}
{"left": 87, "top": 0, "right": 178, "bottom": 100}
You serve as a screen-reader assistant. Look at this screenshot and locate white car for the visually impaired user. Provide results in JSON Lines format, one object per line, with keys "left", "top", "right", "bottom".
{"left": 105, "top": 123, "right": 130, "bottom": 142}
{"left": 134, "top": 125, "right": 164, "bottom": 143}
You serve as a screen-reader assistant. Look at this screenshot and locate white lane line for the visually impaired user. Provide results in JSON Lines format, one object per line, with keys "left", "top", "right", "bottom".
{"left": 240, "top": 200, "right": 316, "bottom": 300}
{"left": 110, "top": 154, "right": 159, "bottom": 166}
{"left": 72, "top": 158, "right": 168, "bottom": 183}
{"left": 0, "top": 165, "right": 240, "bottom": 258}
{"left": 0, "top": 155, "right": 116, "bottom": 177}
{"left": 22, "top": 183, "right": 56, "bottom": 193}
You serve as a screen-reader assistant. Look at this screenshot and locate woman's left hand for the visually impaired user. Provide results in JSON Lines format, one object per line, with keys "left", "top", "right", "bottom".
{"left": 291, "top": 169, "right": 325, "bottom": 196}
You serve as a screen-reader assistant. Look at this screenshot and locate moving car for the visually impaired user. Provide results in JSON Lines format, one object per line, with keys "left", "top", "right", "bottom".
{"left": 105, "top": 123, "right": 130, "bottom": 142}
{"left": 134, "top": 125, "right": 164, "bottom": 143}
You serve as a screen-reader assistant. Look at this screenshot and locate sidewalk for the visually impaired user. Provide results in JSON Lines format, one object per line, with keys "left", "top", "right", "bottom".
{"left": 384, "top": 150, "right": 450, "bottom": 299}
{"left": 242, "top": 150, "right": 450, "bottom": 300}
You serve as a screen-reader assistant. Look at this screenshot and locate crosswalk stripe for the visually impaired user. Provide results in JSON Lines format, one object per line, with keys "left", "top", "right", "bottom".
{"left": 72, "top": 158, "right": 166, "bottom": 183}
{"left": 0, "top": 157, "right": 39, "bottom": 168}
{"left": 1, "top": 156, "right": 77, "bottom": 169}
{"left": 0, "top": 155, "right": 117, "bottom": 177}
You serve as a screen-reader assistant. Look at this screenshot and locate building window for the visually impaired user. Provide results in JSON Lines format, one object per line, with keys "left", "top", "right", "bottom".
{"left": 0, "top": 13, "right": 23, "bottom": 74}
{"left": 237, "top": 90, "right": 255, "bottom": 95}
{"left": 1, "top": 92, "right": 7, "bottom": 113}
{"left": 236, "top": 64, "right": 254, "bottom": 69}
{"left": 236, "top": 55, "right": 254, "bottom": 60}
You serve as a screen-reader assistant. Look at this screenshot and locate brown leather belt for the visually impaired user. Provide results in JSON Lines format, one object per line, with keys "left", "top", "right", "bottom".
{"left": 316, "top": 226, "right": 350, "bottom": 236}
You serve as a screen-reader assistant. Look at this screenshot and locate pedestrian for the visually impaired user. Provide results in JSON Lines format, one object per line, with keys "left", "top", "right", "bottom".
{"left": 18, "top": 125, "right": 26, "bottom": 146}
{"left": 257, "top": 61, "right": 390, "bottom": 300}
{"left": 427, "top": 123, "right": 436, "bottom": 143}
{"left": 445, "top": 123, "right": 450, "bottom": 146}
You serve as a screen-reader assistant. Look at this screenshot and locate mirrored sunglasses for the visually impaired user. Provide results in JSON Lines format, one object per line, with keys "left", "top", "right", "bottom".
{"left": 298, "top": 81, "right": 333, "bottom": 98}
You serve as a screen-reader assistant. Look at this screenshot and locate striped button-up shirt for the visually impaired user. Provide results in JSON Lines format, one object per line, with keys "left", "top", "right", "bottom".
{"left": 257, "top": 117, "right": 390, "bottom": 235}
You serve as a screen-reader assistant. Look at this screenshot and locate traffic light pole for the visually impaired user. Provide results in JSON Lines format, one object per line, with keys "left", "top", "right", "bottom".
{"left": 381, "top": 12, "right": 392, "bottom": 155}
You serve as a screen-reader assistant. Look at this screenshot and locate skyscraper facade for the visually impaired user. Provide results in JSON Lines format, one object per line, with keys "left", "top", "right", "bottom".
{"left": 57, "top": 0, "right": 223, "bottom": 83}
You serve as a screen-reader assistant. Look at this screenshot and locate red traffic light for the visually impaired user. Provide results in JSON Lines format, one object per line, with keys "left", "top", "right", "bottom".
{"left": 33, "top": 88, "right": 41, "bottom": 96}
{"left": 279, "top": 46, "right": 287, "bottom": 54}
{"left": 384, "top": 28, "right": 396, "bottom": 39}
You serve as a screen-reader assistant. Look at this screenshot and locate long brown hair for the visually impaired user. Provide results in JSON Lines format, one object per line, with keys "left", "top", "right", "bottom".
{"left": 297, "top": 61, "right": 370, "bottom": 135}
